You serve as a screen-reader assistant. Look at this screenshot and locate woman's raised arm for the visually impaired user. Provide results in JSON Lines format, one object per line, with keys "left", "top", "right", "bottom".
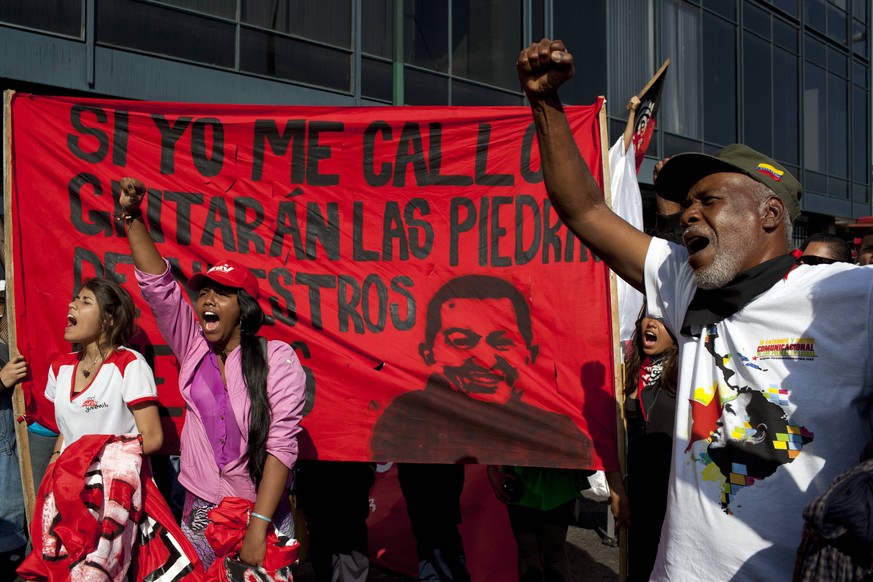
{"left": 118, "top": 177, "right": 165, "bottom": 275}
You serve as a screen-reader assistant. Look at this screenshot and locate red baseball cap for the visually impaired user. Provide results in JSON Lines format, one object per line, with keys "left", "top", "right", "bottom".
{"left": 188, "top": 260, "right": 260, "bottom": 300}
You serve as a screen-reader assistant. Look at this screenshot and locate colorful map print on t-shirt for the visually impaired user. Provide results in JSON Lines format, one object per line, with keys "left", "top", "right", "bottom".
{"left": 687, "top": 325, "right": 814, "bottom": 513}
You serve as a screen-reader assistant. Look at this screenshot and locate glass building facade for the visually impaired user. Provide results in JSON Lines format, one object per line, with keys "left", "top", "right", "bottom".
{"left": 0, "top": 0, "right": 869, "bottom": 233}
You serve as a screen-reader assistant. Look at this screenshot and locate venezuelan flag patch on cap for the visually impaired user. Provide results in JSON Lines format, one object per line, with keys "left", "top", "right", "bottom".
{"left": 756, "top": 163, "right": 784, "bottom": 181}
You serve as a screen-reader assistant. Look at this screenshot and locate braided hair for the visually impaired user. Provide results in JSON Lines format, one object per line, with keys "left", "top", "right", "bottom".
{"left": 236, "top": 289, "right": 270, "bottom": 485}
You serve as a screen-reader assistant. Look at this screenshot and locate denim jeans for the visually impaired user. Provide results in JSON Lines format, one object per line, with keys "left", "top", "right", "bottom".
{"left": 27, "top": 427, "right": 57, "bottom": 493}
{"left": 23, "top": 425, "right": 59, "bottom": 557}
{"left": 0, "top": 391, "right": 26, "bottom": 552}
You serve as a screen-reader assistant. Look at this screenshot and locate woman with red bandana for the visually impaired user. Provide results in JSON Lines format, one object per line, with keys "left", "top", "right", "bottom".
{"left": 624, "top": 307, "right": 678, "bottom": 582}
{"left": 116, "top": 177, "right": 306, "bottom": 569}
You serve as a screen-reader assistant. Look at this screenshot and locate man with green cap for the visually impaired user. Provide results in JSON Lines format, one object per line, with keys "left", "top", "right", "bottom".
{"left": 516, "top": 38, "right": 873, "bottom": 581}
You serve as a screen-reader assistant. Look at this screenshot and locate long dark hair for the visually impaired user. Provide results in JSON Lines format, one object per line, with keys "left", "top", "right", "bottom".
{"left": 82, "top": 277, "right": 137, "bottom": 349}
{"left": 623, "top": 305, "right": 678, "bottom": 397}
{"left": 236, "top": 289, "right": 270, "bottom": 485}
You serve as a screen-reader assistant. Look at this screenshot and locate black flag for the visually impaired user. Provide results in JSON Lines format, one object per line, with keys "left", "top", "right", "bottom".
{"left": 632, "top": 58, "right": 670, "bottom": 172}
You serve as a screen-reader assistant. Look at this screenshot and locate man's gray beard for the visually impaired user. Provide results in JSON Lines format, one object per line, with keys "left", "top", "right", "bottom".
{"left": 692, "top": 235, "right": 757, "bottom": 290}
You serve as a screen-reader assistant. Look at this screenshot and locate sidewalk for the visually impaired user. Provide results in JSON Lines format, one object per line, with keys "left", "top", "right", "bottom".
{"left": 567, "top": 499, "right": 621, "bottom": 581}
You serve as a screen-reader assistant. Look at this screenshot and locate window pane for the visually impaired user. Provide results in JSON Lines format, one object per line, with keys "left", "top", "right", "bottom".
{"left": 804, "top": 169, "right": 828, "bottom": 194}
{"left": 745, "top": 3, "right": 770, "bottom": 38}
{"left": 854, "top": 58, "right": 868, "bottom": 88}
{"left": 554, "top": 0, "right": 606, "bottom": 105}
{"left": 242, "top": 0, "right": 351, "bottom": 48}
{"left": 773, "top": 0, "right": 799, "bottom": 17}
{"left": 828, "top": 72, "right": 848, "bottom": 178}
{"left": 853, "top": 19, "right": 868, "bottom": 57}
{"left": 362, "top": 57, "right": 393, "bottom": 102}
{"left": 853, "top": 85, "right": 869, "bottom": 183}
{"left": 404, "top": 0, "right": 448, "bottom": 72}
{"left": 707, "top": 0, "right": 736, "bottom": 21}
{"left": 662, "top": 0, "right": 701, "bottom": 138}
{"left": 828, "top": 46, "right": 848, "bottom": 76}
{"left": 774, "top": 17, "right": 798, "bottom": 52}
{"left": 703, "top": 12, "right": 736, "bottom": 145}
{"left": 827, "top": 4, "right": 848, "bottom": 44}
{"left": 404, "top": 67, "right": 448, "bottom": 104}
{"left": 239, "top": 28, "right": 351, "bottom": 91}
{"left": 803, "top": 62, "right": 826, "bottom": 171}
{"left": 854, "top": 0, "right": 868, "bottom": 23}
{"left": 608, "top": 0, "right": 656, "bottom": 112}
{"left": 774, "top": 48, "right": 800, "bottom": 164}
{"left": 664, "top": 132, "right": 704, "bottom": 157}
{"left": 362, "top": 0, "right": 393, "bottom": 58}
{"left": 452, "top": 0, "right": 522, "bottom": 91}
{"left": 0, "top": 0, "right": 82, "bottom": 37}
{"left": 743, "top": 33, "right": 772, "bottom": 153}
{"left": 452, "top": 80, "right": 523, "bottom": 105}
{"left": 97, "top": 0, "right": 235, "bottom": 68}
{"left": 160, "top": 0, "right": 235, "bottom": 19}
{"left": 532, "top": 0, "right": 545, "bottom": 40}
{"left": 805, "top": 35, "right": 826, "bottom": 66}
{"left": 804, "top": 0, "right": 826, "bottom": 32}
{"left": 828, "top": 176, "right": 849, "bottom": 199}
{"left": 610, "top": 119, "right": 626, "bottom": 150}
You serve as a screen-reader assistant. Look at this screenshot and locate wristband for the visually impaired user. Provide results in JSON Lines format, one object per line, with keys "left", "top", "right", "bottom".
{"left": 250, "top": 511, "right": 272, "bottom": 524}
{"left": 113, "top": 208, "right": 142, "bottom": 223}
{"left": 51, "top": 450, "right": 61, "bottom": 457}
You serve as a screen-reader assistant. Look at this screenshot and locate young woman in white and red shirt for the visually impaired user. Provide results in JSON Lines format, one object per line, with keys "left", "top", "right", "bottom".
{"left": 45, "top": 277, "right": 162, "bottom": 459}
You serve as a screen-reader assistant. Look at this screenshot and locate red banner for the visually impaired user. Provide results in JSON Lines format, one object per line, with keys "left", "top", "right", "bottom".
{"left": 8, "top": 93, "right": 617, "bottom": 470}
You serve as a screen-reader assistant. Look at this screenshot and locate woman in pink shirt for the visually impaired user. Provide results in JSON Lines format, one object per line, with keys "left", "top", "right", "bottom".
{"left": 116, "top": 177, "right": 306, "bottom": 569}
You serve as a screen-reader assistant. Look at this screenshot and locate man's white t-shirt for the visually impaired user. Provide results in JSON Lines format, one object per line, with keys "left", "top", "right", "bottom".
{"left": 645, "top": 237, "right": 873, "bottom": 581}
{"left": 46, "top": 347, "right": 158, "bottom": 449}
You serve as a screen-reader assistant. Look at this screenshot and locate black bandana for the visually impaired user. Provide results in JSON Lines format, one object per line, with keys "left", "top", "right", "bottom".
{"left": 680, "top": 254, "right": 796, "bottom": 337}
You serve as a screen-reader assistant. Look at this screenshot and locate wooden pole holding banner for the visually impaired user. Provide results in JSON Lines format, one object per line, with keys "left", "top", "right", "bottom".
{"left": 635, "top": 58, "right": 671, "bottom": 101}
{"left": 3, "top": 89, "right": 37, "bottom": 526}
{"left": 599, "top": 98, "right": 629, "bottom": 582}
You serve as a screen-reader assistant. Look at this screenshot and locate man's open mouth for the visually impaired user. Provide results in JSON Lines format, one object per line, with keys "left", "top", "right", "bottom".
{"left": 684, "top": 233, "right": 711, "bottom": 256}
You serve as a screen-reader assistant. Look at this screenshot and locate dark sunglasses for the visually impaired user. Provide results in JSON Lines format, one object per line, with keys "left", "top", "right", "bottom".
{"left": 795, "top": 255, "right": 837, "bottom": 266}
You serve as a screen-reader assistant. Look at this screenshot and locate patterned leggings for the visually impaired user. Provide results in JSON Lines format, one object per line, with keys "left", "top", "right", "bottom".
{"left": 181, "top": 490, "right": 295, "bottom": 569}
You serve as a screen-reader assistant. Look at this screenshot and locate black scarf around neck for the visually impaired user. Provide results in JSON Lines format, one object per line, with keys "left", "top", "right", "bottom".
{"left": 680, "top": 254, "right": 796, "bottom": 337}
